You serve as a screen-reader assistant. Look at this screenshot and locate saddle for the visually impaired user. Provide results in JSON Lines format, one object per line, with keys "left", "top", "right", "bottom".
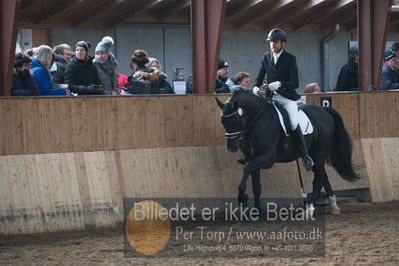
{"left": 269, "top": 101, "right": 313, "bottom": 137}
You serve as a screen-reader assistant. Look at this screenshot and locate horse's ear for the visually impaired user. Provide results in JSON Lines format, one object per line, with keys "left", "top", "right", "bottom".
{"left": 215, "top": 97, "right": 224, "bottom": 109}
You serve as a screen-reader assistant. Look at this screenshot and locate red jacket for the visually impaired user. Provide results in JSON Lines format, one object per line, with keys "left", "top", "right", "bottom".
{"left": 118, "top": 73, "right": 128, "bottom": 90}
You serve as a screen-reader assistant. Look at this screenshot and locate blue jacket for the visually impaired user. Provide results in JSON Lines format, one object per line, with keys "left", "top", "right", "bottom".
{"left": 31, "top": 59, "right": 66, "bottom": 96}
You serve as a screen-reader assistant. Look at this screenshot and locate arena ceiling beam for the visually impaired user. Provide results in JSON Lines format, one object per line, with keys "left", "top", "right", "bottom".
{"left": 107, "top": 0, "right": 163, "bottom": 28}
{"left": 71, "top": 0, "right": 116, "bottom": 27}
{"left": 191, "top": 0, "right": 226, "bottom": 94}
{"left": 358, "top": 0, "right": 391, "bottom": 91}
{"left": 154, "top": 0, "right": 190, "bottom": 21}
{"left": 35, "top": 0, "right": 84, "bottom": 24}
{"left": 292, "top": 0, "right": 355, "bottom": 30}
{"left": 263, "top": 0, "right": 330, "bottom": 30}
{"left": 235, "top": 0, "right": 298, "bottom": 29}
{"left": 225, "top": 0, "right": 264, "bottom": 21}
{"left": 319, "top": 5, "right": 356, "bottom": 30}
{"left": 0, "top": 0, "right": 19, "bottom": 96}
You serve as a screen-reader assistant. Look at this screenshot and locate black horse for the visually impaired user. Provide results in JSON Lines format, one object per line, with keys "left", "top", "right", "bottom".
{"left": 216, "top": 90, "right": 360, "bottom": 215}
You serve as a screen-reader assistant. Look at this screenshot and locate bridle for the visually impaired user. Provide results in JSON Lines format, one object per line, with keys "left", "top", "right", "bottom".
{"left": 221, "top": 102, "right": 265, "bottom": 141}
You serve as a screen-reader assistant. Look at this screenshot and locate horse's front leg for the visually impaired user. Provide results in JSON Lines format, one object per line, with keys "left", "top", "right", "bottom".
{"left": 238, "top": 154, "right": 274, "bottom": 206}
{"left": 251, "top": 169, "right": 261, "bottom": 211}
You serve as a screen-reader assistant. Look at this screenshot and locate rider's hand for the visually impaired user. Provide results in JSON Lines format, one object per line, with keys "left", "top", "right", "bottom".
{"left": 252, "top": 86, "right": 260, "bottom": 95}
{"left": 269, "top": 81, "right": 281, "bottom": 91}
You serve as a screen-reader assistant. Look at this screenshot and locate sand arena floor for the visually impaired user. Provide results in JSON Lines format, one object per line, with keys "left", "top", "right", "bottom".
{"left": 0, "top": 201, "right": 398, "bottom": 266}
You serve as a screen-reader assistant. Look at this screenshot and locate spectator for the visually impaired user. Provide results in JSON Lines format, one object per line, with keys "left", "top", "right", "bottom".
{"left": 380, "top": 50, "right": 399, "bottom": 91}
{"left": 146, "top": 57, "right": 161, "bottom": 70}
{"left": 127, "top": 50, "right": 174, "bottom": 94}
{"left": 93, "top": 36, "right": 119, "bottom": 95}
{"left": 391, "top": 41, "right": 399, "bottom": 58}
{"left": 304, "top": 83, "right": 321, "bottom": 94}
{"left": 64, "top": 41, "right": 103, "bottom": 95}
{"left": 118, "top": 73, "right": 129, "bottom": 93}
{"left": 253, "top": 28, "right": 313, "bottom": 171}
{"left": 215, "top": 59, "right": 231, "bottom": 93}
{"left": 145, "top": 57, "right": 173, "bottom": 94}
{"left": 12, "top": 53, "right": 38, "bottom": 96}
{"left": 186, "top": 74, "right": 193, "bottom": 94}
{"left": 335, "top": 45, "right": 358, "bottom": 91}
{"left": 24, "top": 47, "right": 38, "bottom": 58}
{"left": 228, "top": 72, "right": 252, "bottom": 92}
{"left": 31, "top": 45, "right": 66, "bottom": 95}
{"left": 50, "top": 44, "right": 72, "bottom": 84}
{"left": 185, "top": 59, "right": 232, "bottom": 94}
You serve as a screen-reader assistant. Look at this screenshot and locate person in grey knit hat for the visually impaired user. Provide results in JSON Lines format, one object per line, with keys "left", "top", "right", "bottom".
{"left": 93, "top": 36, "right": 119, "bottom": 95}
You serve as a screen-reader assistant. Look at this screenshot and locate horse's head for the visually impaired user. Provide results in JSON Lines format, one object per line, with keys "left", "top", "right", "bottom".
{"left": 216, "top": 96, "right": 247, "bottom": 153}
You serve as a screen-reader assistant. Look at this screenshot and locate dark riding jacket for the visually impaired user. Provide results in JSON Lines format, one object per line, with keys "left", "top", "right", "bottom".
{"left": 255, "top": 49, "right": 300, "bottom": 101}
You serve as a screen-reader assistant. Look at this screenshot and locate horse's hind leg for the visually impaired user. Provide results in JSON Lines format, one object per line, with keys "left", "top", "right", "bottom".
{"left": 251, "top": 169, "right": 261, "bottom": 211}
{"left": 323, "top": 178, "right": 340, "bottom": 214}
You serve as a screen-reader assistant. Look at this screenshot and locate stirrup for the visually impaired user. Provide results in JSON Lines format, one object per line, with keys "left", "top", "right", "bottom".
{"left": 303, "top": 156, "right": 314, "bottom": 171}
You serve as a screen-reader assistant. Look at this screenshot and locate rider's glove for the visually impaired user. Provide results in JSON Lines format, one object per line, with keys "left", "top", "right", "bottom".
{"left": 252, "top": 86, "right": 260, "bottom": 95}
{"left": 269, "top": 81, "right": 281, "bottom": 91}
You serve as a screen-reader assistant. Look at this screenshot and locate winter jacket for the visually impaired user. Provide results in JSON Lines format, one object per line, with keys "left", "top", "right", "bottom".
{"left": 118, "top": 73, "right": 129, "bottom": 90}
{"left": 255, "top": 50, "right": 300, "bottom": 101}
{"left": 64, "top": 56, "right": 103, "bottom": 95}
{"left": 336, "top": 60, "right": 358, "bottom": 91}
{"left": 93, "top": 55, "right": 119, "bottom": 95}
{"left": 50, "top": 53, "right": 69, "bottom": 84}
{"left": 30, "top": 59, "right": 66, "bottom": 96}
{"left": 12, "top": 69, "right": 38, "bottom": 96}
{"left": 128, "top": 67, "right": 174, "bottom": 94}
{"left": 380, "top": 65, "right": 399, "bottom": 90}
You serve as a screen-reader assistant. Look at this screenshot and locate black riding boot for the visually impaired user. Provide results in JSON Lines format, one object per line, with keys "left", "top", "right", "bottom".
{"left": 293, "top": 126, "right": 314, "bottom": 171}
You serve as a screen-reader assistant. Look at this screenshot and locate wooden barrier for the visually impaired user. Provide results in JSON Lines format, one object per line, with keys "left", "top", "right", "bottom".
{"left": 0, "top": 92, "right": 398, "bottom": 234}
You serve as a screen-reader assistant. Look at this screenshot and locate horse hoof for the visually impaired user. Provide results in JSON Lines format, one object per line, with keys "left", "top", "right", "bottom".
{"left": 329, "top": 207, "right": 341, "bottom": 215}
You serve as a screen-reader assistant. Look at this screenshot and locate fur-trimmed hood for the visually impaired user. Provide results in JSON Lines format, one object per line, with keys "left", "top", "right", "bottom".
{"left": 132, "top": 67, "right": 162, "bottom": 84}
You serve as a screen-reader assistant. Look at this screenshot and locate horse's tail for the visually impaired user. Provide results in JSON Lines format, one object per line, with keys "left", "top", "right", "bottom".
{"left": 324, "top": 107, "right": 361, "bottom": 182}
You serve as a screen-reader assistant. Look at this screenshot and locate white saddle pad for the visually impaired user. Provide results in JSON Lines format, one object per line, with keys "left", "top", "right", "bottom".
{"left": 272, "top": 103, "right": 313, "bottom": 136}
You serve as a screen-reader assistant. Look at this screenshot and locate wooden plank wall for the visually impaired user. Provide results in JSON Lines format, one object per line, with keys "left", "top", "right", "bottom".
{"left": 0, "top": 92, "right": 398, "bottom": 234}
{"left": 0, "top": 143, "right": 371, "bottom": 235}
{"left": 0, "top": 95, "right": 228, "bottom": 155}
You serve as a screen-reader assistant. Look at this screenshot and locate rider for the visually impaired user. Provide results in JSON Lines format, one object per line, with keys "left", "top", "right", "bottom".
{"left": 253, "top": 28, "right": 314, "bottom": 171}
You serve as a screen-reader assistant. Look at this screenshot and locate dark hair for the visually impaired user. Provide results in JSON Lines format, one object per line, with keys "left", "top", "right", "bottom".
{"left": 130, "top": 49, "right": 149, "bottom": 68}
{"left": 14, "top": 52, "right": 32, "bottom": 68}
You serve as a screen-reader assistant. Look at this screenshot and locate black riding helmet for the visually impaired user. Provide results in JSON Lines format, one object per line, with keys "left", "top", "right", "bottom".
{"left": 266, "top": 28, "right": 287, "bottom": 42}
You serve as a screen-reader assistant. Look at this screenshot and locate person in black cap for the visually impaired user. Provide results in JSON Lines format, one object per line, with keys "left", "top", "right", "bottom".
{"left": 215, "top": 58, "right": 231, "bottom": 93}
{"left": 380, "top": 50, "right": 399, "bottom": 91}
{"left": 64, "top": 40, "right": 104, "bottom": 95}
{"left": 253, "top": 28, "right": 313, "bottom": 171}
{"left": 185, "top": 58, "right": 231, "bottom": 94}
{"left": 335, "top": 44, "right": 359, "bottom": 91}
{"left": 391, "top": 41, "right": 399, "bottom": 58}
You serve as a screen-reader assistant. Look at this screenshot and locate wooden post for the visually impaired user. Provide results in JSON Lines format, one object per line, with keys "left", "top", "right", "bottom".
{"left": 358, "top": 0, "right": 391, "bottom": 91}
{"left": 0, "top": 0, "right": 19, "bottom": 96}
{"left": 191, "top": 0, "right": 226, "bottom": 94}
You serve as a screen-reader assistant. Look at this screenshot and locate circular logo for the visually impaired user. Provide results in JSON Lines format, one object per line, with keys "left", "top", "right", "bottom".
{"left": 125, "top": 200, "right": 171, "bottom": 255}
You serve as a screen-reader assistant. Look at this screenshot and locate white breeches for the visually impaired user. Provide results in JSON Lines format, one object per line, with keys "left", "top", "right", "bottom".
{"left": 272, "top": 93, "right": 299, "bottom": 130}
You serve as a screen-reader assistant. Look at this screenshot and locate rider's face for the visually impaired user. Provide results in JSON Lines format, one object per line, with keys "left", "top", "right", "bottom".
{"left": 270, "top": 40, "right": 285, "bottom": 54}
